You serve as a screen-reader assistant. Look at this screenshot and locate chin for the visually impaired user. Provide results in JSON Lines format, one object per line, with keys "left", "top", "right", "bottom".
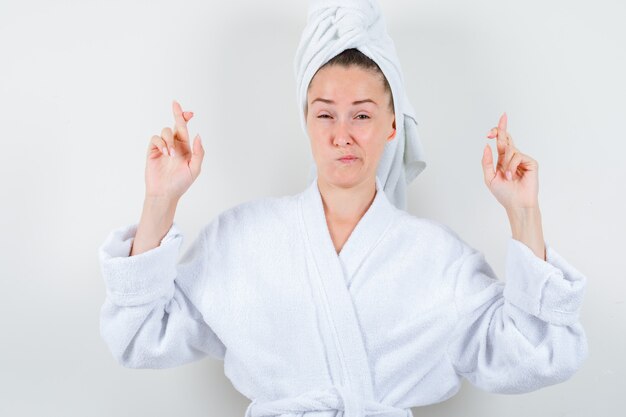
{"left": 321, "top": 168, "right": 367, "bottom": 189}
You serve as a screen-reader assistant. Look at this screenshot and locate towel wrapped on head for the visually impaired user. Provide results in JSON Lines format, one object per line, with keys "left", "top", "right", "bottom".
{"left": 294, "top": 0, "right": 426, "bottom": 210}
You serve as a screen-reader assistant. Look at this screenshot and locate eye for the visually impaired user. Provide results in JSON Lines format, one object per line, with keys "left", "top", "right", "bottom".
{"left": 317, "top": 114, "right": 331, "bottom": 119}
{"left": 356, "top": 114, "right": 370, "bottom": 120}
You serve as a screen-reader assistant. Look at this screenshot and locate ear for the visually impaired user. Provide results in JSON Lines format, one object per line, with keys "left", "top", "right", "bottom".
{"left": 387, "top": 117, "right": 396, "bottom": 142}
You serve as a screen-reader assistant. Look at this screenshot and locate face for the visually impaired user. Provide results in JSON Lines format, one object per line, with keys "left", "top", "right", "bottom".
{"left": 305, "top": 64, "right": 396, "bottom": 189}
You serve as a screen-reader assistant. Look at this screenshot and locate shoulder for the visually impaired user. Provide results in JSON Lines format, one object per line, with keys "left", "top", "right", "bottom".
{"left": 392, "top": 211, "right": 476, "bottom": 260}
{"left": 199, "top": 193, "right": 298, "bottom": 242}
{"left": 223, "top": 193, "right": 297, "bottom": 224}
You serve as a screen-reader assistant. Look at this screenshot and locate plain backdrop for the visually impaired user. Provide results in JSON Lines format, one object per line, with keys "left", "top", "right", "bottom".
{"left": 0, "top": 0, "right": 624, "bottom": 416}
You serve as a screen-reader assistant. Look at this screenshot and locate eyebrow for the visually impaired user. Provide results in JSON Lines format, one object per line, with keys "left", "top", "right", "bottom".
{"left": 310, "top": 98, "right": 378, "bottom": 106}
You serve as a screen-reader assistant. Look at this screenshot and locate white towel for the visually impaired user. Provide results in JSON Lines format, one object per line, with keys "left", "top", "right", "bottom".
{"left": 294, "top": 0, "right": 426, "bottom": 210}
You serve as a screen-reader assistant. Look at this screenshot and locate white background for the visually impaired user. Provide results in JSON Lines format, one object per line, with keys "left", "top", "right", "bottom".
{"left": 0, "top": 0, "right": 624, "bottom": 415}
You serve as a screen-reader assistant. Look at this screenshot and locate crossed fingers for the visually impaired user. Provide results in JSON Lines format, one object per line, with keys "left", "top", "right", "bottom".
{"left": 487, "top": 113, "right": 519, "bottom": 180}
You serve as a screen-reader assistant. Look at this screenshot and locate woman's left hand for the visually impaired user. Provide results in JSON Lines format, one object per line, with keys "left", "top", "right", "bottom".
{"left": 481, "top": 112, "right": 539, "bottom": 211}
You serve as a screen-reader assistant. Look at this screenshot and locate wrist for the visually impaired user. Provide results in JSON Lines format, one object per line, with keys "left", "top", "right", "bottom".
{"left": 143, "top": 192, "right": 178, "bottom": 211}
{"left": 141, "top": 196, "right": 177, "bottom": 225}
{"left": 506, "top": 206, "right": 546, "bottom": 260}
{"left": 506, "top": 205, "right": 542, "bottom": 227}
{"left": 131, "top": 196, "right": 178, "bottom": 254}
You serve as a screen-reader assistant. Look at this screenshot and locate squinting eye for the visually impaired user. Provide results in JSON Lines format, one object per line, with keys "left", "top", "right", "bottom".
{"left": 316, "top": 114, "right": 369, "bottom": 119}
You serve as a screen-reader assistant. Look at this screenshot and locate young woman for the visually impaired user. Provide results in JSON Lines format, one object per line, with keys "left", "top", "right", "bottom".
{"left": 99, "top": 2, "right": 587, "bottom": 416}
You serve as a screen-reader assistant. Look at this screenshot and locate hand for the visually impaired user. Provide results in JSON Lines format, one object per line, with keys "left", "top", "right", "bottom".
{"left": 481, "top": 112, "right": 539, "bottom": 211}
{"left": 145, "top": 99, "right": 204, "bottom": 201}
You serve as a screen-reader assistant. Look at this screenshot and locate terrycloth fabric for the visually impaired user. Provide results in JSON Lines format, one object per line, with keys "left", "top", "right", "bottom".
{"left": 99, "top": 176, "right": 588, "bottom": 417}
{"left": 294, "top": 0, "right": 426, "bottom": 210}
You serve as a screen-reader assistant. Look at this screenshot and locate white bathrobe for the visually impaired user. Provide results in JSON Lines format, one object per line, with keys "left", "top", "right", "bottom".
{"left": 99, "top": 176, "right": 588, "bottom": 417}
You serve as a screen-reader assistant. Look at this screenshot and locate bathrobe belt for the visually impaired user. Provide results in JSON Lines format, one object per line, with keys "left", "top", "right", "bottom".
{"left": 244, "top": 384, "right": 413, "bottom": 417}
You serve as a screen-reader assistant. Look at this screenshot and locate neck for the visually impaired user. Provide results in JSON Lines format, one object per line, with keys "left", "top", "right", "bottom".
{"left": 317, "top": 176, "right": 377, "bottom": 226}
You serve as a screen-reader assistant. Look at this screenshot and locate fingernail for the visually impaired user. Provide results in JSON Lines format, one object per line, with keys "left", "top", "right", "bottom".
{"left": 171, "top": 147, "right": 175, "bottom": 157}
{"left": 161, "top": 146, "right": 166, "bottom": 155}
{"left": 506, "top": 170, "right": 512, "bottom": 180}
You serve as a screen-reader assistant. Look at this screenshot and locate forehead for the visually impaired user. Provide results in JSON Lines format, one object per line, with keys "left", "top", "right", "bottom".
{"left": 308, "top": 65, "right": 384, "bottom": 97}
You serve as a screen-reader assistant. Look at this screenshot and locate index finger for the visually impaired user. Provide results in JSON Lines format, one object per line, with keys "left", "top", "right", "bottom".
{"left": 497, "top": 112, "right": 508, "bottom": 145}
{"left": 172, "top": 99, "right": 190, "bottom": 144}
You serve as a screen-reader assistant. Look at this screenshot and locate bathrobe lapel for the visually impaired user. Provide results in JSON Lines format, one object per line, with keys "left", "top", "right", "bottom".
{"left": 298, "top": 175, "right": 397, "bottom": 410}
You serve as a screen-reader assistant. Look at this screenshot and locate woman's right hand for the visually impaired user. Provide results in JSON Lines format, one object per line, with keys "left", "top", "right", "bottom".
{"left": 145, "top": 99, "right": 204, "bottom": 201}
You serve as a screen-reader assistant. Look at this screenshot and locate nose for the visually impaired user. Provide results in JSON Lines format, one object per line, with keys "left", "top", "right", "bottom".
{"left": 332, "top": 119, "right": 353, "bottom": 147}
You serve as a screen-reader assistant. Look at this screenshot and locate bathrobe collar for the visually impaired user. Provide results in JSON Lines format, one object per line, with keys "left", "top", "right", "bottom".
{"left": 298, "top": 174, "right": 399, "bottom": 414}
{"left": 301, "top": 174, "right": 398, "bottom": 283}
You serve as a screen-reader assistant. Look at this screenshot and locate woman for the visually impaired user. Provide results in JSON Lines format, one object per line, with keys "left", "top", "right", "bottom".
{"left": 98, "top": 2, "right": 587, "bottom": 417}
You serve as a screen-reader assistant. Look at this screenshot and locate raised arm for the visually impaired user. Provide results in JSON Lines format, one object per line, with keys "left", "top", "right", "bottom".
{"left": 97, "top": 99, "right": 222, "bottom": 368}
{"left": 445, "top": 238, "right": 588, "bottom": 393}
{"left": 131, "top": 98, "right": 203, "bottom": 257}
{"left": 98, "top": 221, "right": 226, "bottom": 368}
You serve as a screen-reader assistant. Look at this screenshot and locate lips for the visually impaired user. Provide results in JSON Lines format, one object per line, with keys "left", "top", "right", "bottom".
{"left": 338, "top": 155, "right": 357, "bottom": 161}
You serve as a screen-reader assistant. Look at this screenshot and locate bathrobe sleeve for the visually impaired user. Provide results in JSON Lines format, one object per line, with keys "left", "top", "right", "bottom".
{"left": 98, "top": 221, "right": 226, "bottom": 369}
{"left": 445, "top": 236, "right": 588, "bottom": 394}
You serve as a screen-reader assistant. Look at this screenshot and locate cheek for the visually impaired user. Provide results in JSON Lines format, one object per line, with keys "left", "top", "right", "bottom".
{"left": 306, "top": 120, "right": 323, "bottom": 136}
{"left": 308, "top": 137, "right": 325, "bottom": 160}
{"left": 363, "top": 136, "right": 388, "bottom": 159}
{"left": 311, "top": 120, "right": 332, "bottom": 135}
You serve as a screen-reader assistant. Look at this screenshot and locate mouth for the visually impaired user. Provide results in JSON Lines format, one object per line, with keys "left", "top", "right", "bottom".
{"left": 338, "top": 155, "right": 358, "bottom": 164}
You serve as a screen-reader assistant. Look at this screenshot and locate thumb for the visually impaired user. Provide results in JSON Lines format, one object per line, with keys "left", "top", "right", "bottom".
{"left": 481, "top": 143, "right": 496, "bottom": 186}
{"left": 189, "top": 134, "right": 204, "bottom": 179}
